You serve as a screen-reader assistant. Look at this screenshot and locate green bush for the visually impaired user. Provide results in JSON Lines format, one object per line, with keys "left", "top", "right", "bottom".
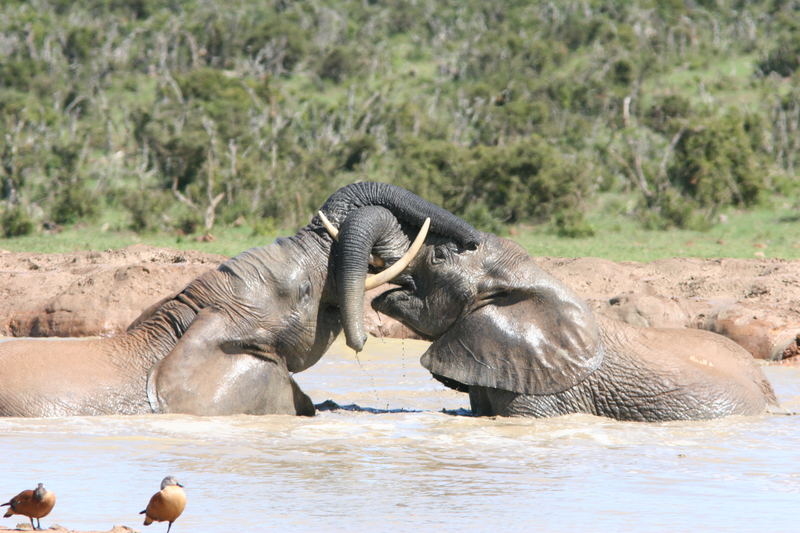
{"left": 122, "top": 189, "right": 172, "bottom": 232}
{"left": 340, "top": 135, "right": 376, "bottom": 171}
{"left": 139, "top": 116, "right": 208, "bottom": 191}
{"left": 240, "top": 16, "right": 308, "bottom": 74}
{"left": 50, "top": 183, "right": 99, "bottom": 225}
{"left": 318, "top": 47, "right": 357, "bottom": 83}
{"left": 0, "top": 206, "right": 34, "bottom": 238}
{"left": 461, "top": 203, "right": 505, "bottom": 235}
{"left": 611, "top": 58, "right": 636, "bottom": 88}
{"left": 644, "top": 94, "right": 692, "bottom": 134}
{"left": 64, "top": 27, "right": 99, "bottom": 64}
{"left": 553, "top": 210, "right": 595, "bottom": 238}
{"left": 757, "top": 35, "right": 800, "bottom": 76}
{"left": 638, "top": 189, "right": 709, "bottom": 231}
{"left": 173, "top": 68, "right": 264, "bottom": 139}
{"left": 0, "top": 59, "right": 47, "bottom": 91}
{"left": 251, "top": 216, "right": 278, "bottom": 237}
{"left": 396, "top": 135, "right": 592, "bottom": 235}
{"left": 668, "top": 112, "right": 768, "bottom": 212}
{"left": 176, "top": 212, "right": 201, "bottom": 235}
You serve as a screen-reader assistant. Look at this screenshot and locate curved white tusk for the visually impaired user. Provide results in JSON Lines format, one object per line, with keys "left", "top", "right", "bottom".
{"left": 365, "top": 217, "right": 430, "bottom": 290}
{"left": 318, "top": 210, "right": 339, "bottom": 240}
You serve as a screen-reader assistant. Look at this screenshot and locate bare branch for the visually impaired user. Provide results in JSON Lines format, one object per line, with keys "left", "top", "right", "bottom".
{"left": 657, "top": 128, "right": 685, "bottom": 183}
{"left": 171, "top": 176, "right": 196, "bottom": 208}
{"left": 624, "top": 134, "right": 652, "bottom": 199}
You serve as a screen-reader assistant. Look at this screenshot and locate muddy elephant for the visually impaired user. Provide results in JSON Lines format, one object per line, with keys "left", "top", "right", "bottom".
{"left": 0, "top": 182, "right": 478, "bottom": 417}
{"left": 361, "top": 230, "right": 778, "bottom": 421}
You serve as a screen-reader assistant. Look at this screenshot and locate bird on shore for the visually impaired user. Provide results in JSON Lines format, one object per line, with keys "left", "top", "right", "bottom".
{"left": 1, "top": 482, "right": 56, "bottom": 531}
{"left": 140, "top": 476, "right": 186, "bottom": 533}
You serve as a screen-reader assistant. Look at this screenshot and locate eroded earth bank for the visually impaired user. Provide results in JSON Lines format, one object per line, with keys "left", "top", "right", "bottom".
{"left": 1, "top": 244, "right": 798, "bottom": 363}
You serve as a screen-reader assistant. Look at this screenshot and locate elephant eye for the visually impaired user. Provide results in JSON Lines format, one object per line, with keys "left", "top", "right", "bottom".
{"left": 432, "top": 245, "right": 448, "bottom": 264}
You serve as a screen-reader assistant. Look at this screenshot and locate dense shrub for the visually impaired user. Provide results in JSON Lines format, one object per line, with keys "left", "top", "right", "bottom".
{"left": 0, "top": 206, "right": 34, "bottom": 238}
{"left": 668, "top": 112, "right": 768, "bottom": 213}
{"left": 50, "top": 183, "right": 99, "bottom": 225}
{"left": 122, "top": 189, "right": 172, "bottom": 232}
{"left": 318, "top": 47, "right": 357, "bottom": 83}
{"left": 239, "top": 15, "right": 308, "bottom": 74}
{"left": 396, "top": 135, "right": 593, "bottom": 234}
{"left": 757, "top": 35, "right": 800, "bottom": 77}
{"left": 644, "top": 94, "right": 693, "bottom": 134}
{"left": 638, "top": 188, "right": 708, "bottom": 231}
{"left": 0, "top": 0, "right": 796, "bottom": 238}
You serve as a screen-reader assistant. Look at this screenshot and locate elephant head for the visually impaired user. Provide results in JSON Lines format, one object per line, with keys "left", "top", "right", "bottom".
{"left": 372, "top": 231, "right": 778, "bottom": 421}
{"left": 372, "top": 232, "right": 603, "bottom": 396}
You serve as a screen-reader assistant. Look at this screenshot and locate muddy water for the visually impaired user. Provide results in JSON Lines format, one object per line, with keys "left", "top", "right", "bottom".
{"left": 1, "top": 337, "right": 799, "bottom": 532}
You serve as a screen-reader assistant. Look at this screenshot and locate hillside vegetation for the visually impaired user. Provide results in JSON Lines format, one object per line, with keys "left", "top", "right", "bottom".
{"left": 1, "top": 0, "right": 799, "bottom": 242}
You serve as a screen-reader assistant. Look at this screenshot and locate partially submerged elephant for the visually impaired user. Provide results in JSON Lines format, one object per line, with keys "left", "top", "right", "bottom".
{"left": 359, "top": 230, "right": 778, "bottom": 421}
{"left": 0, "top": 182, "right": 478, "bottom": 417}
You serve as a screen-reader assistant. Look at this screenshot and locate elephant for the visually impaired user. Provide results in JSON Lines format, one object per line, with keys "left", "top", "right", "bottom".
{"left": 0, "top": 182, "right": 478, "bottom": 417}
{"left": 358, "top": 228, "right": 779, "bottom": 421}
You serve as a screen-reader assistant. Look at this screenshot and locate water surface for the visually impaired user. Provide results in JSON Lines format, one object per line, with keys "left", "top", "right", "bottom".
{"left": 1, "top": 338, "right": 798, "bottom": 532}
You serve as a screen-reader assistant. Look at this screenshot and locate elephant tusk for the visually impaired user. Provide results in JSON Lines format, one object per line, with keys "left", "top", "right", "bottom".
{"left": 318, "top": 210, "right": 339, "bottom": 240}
{"left": 364, "top": 217, "right": 430, "bottom": 290}
{"left": 320, "top": 210, "right": 386, "bottom": 268}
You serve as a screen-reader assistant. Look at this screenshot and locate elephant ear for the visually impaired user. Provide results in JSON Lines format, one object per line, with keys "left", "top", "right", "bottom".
{"left": 420, "top": 291, "right": 603, "bottom": 395}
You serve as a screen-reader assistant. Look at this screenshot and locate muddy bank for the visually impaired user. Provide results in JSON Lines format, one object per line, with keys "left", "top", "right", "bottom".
{"left": 0, "top": 526, "right": 135, "bottom": 532}
{"left": 1, "top": 245, "right": 798, "bottom": 361}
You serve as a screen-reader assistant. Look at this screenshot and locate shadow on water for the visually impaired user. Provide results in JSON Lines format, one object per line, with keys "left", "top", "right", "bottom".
{"left": 315, "top": 399, "right": 423, "bottom": 414}
{"left": 315, "top": 399, "right": 473, "bottom": 417}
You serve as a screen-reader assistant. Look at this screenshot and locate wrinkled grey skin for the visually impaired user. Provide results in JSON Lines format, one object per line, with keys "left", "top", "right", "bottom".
{"left": 0, "top": 182, "right": 476, "bottom": 417}
{"left": 372, "top": 232, "right": 779, "bottom": 421}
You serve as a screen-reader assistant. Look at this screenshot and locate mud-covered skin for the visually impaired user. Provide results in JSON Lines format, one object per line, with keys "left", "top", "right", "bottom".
{"left": 373, "top": 233, "right": 778, "bottom": 421}
{"left": 0, "top": 231, "right": 331, "bottom": 417}
{"left": 145, "top": 231, "right": 334, "bottom": 416}
{"left": 468, "top": 319, "right": 777, "bottom": 421}
{"left": 0, "top": 182, "right": 472, "bottom": 418}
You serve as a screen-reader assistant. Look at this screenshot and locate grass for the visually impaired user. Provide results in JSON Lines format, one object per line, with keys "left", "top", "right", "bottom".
{"left": 514, "top": 196, "right": 800, "bottom": 261}
{"left": 0, "top": 225, "right": 280, "bottom": 257}
{"left": 642, "top": 54, "right": 769, "bottom": 111}
{"left": 2, "top": 196, "right": 799, "bottom": 262}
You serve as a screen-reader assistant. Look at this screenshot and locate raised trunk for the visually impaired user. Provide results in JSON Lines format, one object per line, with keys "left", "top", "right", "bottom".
{"left": 323, "top": 183, "right": 480, "bottom": 352}
{"left": 335, "top": 206, "right": 407, "bottom": 351}
{"left": 316, "top": 182, "right": 479, "bottom": 248}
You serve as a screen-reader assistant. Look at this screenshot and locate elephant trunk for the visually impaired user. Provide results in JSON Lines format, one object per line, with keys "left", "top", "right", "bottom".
{"left": 316, "top": 182, "right": 480, "bottom": 250}
{"left": 336, "top": 206, "right": 410, "bottom": 352}
{"left": 318, "top": 182, "right": 480, "bottom": 352}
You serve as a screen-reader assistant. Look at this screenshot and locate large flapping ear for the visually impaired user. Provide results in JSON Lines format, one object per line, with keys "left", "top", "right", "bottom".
{"left": 421, "top": 259, "right": 603, "bottom": 395}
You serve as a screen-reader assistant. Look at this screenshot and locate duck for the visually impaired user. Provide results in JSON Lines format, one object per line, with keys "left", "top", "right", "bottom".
{"left": 140, "top": 476, "right": 186, "bottom": 533}
{"left": 2, "top": 482, "right": 56, "bottom": 530}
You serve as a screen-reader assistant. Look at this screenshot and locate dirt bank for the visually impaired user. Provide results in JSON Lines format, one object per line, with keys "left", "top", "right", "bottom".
{"left": 0, "top": 526, "right": 134, "bottom": 532}
{"left": 1, "top": 245, "right": 798, "bottom": 361}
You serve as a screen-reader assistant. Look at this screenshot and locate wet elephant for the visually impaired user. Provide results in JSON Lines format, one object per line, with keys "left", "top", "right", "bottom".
{"left": 0, "top": 182, "right": 477, "bottom": 417}
{"left": 360, "top": 230, "right": 778, "bottom": 421}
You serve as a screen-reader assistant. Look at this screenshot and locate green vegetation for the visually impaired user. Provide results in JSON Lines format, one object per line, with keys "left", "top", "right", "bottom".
{"left": 3, "top": 199, "right": 798, "bottom": 262}
{"left": 1, "top": 0, "right": 799, "bottom": 253}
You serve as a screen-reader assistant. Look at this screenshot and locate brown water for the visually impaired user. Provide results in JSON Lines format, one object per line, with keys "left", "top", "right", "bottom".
{"left": 1, "top": 337, "right": 799, "bottom": 532}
